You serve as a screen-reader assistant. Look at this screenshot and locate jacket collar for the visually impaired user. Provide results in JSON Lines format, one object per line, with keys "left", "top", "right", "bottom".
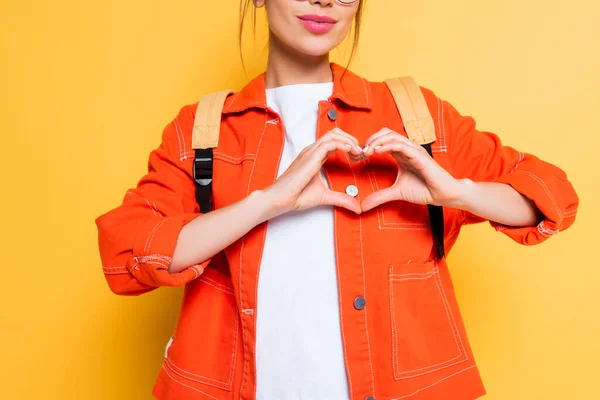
{"left": 223, "top": 63, "right": 372, "bottom": 114}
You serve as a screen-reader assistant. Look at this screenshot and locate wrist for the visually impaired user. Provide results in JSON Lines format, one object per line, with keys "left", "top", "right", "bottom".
{"left": 248, "top": 189, "right": 288, "bottom": 222}
{"left": 444, "top": 178, "right": 476, "bottom": 210}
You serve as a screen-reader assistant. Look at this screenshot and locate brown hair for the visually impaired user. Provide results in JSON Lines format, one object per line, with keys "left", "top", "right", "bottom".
{"left": 238, "top": 0, "right": 366, "bottom": 67}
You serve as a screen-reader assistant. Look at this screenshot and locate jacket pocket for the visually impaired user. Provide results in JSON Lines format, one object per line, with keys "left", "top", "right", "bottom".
{"left": 165, "top": 267, "right": 240, "bottom": 391}
{"left": 389, "top": 261, "right": 467, "bottom": 380}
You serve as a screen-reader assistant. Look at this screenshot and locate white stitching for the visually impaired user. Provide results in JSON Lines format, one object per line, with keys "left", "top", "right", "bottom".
{"left": 539, "top": 220, "right": 559, "bottom": 234}
{"left": 161, "top": 366, "right": 219, "bottom": 399}
{"left": 140, "top": 260, "right": 170, "bottom": 269}
{"left": 144, "top": 220, "right": 167, "bottom": 254}
{"left": 390, "top": 266, "right": 468, "bottom": 379}
{"left": 135, "top": 254, "right": 172, "bottom": 263}
{"left": 227, "top": 92, "right": 240, "bottom": 110}
{"left": 333, "top": 92, "right": 363, "bottom": 107}
{"left": 144, "top": 197, "right": 159, "bottom": 216}
{"left": 324, "top": 107, "right": 357, "bottom": 396}
{"left": 126, "top": 191, "right": 160, "bottom": 216}
{"left": 176, "top": 116, "right": 189, "bottom": 162}
{"left": 164, "top": 313, "right": 239, "bottom": 391}
{"left": 389, "top": 266, "right": 461, "bottom": 378}
{"left": 389, "top": 265, "right": 401, "bottom": 377}
{"left": 440, "top": 99, "right": 447, "bottom": 150}
{"left": 191, "top": 265, "right": 202, "bottom": 280}
{"left": 165, "top": 358, "right": 230, "bottom": 388}
{"left": 432, "top": 98, "right": 447, "bottom": 153}
{"left": 512, "top": 170, "right": 562, "bottom": 219}
{"left": 164, "top": 280, "right": 239, "bottom": 391}
{"left": 173, "top": 117, "right": 187, "bottom": 162}
{"left": 239, "top": 234, "right": 248, "bottom": 398}
{"left": 198, "top": 276, "right": 235, "bottom": 295}
{"left": 173, "top": 119, "right": 183, "bottom": 162}
{"left": 245, "top": 116, "right": 268, "bottom": 196}
{"left": 323, "top": 167, "right": 354, "bottom": 400}
{"left": 239, "top": 113, "right": 269, "bottom": 399}
{"left": 343, "top": 151, "right": 376, "bottom": 395}
{"left": 360, "top": 76, "right": 370, "bottom": 106}
{"left": 391, "top": 365, "right": 477, "bottom": 399}
{"left": 390, "top": 270, "right": 436, "bottom": 278}
{"left": 228, "top": 310, "right": 240, "bottom": 387}
{"left": 390, "top": 275, "right": 434, "bottom": 282}
{"left": 102, "top": 265, "right": 129, "bottom": 275}
{"left": 511, "top": 151, "right": 525, "bottom": 173}
{"left": 368, "top": 172, "right": 429, "bottom": 230}
{"left": 213, "top": 152, "right": 256, "bottom": 164}
{"left": 537, "top": 220, "right": 559, "bottom": 237}
{"left": 198, "top": 275, "right": 234, "bottom": 293}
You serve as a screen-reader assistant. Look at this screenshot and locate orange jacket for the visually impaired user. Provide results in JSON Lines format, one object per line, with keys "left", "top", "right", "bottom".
{"left": 96, "top": 64, "right": 578, "bottom": 400}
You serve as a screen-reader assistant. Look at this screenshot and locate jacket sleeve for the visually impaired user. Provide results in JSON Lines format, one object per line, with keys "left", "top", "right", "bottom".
{"left": 95, "top": 105, "right": 209, "bottom": 295}
{"left": 444, "top": 100, "right": 579, "bottom": 245}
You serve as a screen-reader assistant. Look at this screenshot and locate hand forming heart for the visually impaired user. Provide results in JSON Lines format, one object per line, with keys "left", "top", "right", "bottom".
{"left": 266, "top": 127, "right": 462, "bottom": 217}
{"left": 358, "top": 127, "right": 462, "bottom": 211}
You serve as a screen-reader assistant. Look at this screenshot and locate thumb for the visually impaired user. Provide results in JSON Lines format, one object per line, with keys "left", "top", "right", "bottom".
{"left": 361, "top": 186, "right": 400, "bottom": 212}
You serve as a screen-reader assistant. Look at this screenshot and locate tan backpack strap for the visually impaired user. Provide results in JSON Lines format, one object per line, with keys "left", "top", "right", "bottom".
{"left": 384, "top": 77, "right": 436, "bottom": 145}
{"left": 192, "top": 89, "right": 235, "bottom": 149}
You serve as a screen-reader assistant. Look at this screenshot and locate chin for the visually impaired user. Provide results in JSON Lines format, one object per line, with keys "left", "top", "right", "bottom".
{"left": 293, "top": 38, "right": 339, "bottom": 58}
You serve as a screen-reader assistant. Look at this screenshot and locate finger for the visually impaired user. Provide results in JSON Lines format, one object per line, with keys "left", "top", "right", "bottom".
{"left": 362, "top": 132, "right": 401, "bottom": 157}
{"left": 323, "top": 127, "right": 360, "bottom": 146}
{"left": 363, "top": 127, "right": 393, "bottom": 150}
{"left": 290, "top": 140, "right": 354, "bottom": 183}
{"left": 348, "top": 152, "right": 365, "bottom": 163}
{"left": 320, "top": 128, "right": 362, "bottom": 154}
{"left": 365, "top": 132, "right": 422, "bottom": 156}
{"left": 361, "top": 186, "right": 401, "bottom": 212}
{"left": 364, "top": 128, "right": 423, "bottom": 152}
{"left": 375, "top": 141, "right": 424, "bottom": 160}
{"left": 313, "top": 139, "right": 356, "bottom": 163}
{"left": 321, "top": 190, "right": 362, "bottom": 214}
{"left": 313, "top": 135, "right": 359, "bottom": 156}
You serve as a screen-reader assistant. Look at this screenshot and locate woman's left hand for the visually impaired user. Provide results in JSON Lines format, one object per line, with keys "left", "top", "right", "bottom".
{"left": 360, "top": 128, "right": 462, "bottom": 211}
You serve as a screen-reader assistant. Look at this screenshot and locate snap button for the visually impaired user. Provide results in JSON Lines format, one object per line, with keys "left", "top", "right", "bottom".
{"left": 327, "top": 108, "right": 338, "bottom": 121}
{"left": 354, "top": 296, "right": 366, "bottom": 310}
{"left": 346, "top": 184, "right": 358, "bottom": 197}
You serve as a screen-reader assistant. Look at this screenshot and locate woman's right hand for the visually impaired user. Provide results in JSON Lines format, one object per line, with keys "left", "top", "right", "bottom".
{"left": 264, "top": 128, "right": 364, "bottom": 216}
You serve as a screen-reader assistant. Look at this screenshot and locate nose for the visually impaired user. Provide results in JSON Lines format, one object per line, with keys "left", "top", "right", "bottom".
{"left": 308, "top": 0, "right": 334, "bottom": 7}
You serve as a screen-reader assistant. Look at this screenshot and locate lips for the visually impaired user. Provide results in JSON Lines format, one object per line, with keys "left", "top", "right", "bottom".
{"left": 297, "top": 14, "right": 338, "bottom": 34}
{"left": 298, "top": 14, "right": 338, "bottom": 24}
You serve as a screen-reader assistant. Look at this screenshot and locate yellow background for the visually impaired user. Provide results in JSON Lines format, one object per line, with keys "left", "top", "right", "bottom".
{"left": 1, "top": 0, "right": 598, "bottom": 398}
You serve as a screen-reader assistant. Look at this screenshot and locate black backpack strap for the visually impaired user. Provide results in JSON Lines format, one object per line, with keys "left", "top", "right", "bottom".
{"left": 422, "top": 143, "right": 446, "bottom": 259}
{"left": 384, "top": 76, "right": 445, "bottom": 260}
{"left": 191, "top": 90, "right": 234, "bottom": 213}
{"left": 194, "top": 148, "right": 214, "bottom": 214}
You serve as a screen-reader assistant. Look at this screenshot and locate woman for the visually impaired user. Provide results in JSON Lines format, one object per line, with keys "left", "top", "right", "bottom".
{"left": 96, "top": 0, "right": 579, "bottom": 399}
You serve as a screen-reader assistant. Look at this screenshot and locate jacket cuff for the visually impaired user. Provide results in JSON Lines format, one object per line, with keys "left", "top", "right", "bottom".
{"left": 491, "top": 170, "right": 568, "bottom": 245}
{"left": 131, "top": 214, "right": 209, "bottom": 287}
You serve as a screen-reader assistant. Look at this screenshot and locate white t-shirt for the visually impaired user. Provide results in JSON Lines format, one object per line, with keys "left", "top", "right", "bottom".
{"left": 255, "top": 82, "right": 349, "bottom": 400}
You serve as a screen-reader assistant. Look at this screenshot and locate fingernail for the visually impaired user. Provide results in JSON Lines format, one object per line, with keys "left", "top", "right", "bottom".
{"left": 362, "top": 145, "right": 369, "bottom": 152}
{"left": 375, "top": 145, "right": 382, "bottom": 150}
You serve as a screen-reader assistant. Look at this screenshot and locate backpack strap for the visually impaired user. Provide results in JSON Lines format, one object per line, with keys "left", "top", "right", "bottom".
{"left": 192, "top": 89, "right": 234, "bottom": 213}
{"left": 384, "top": 77, "right": 445, "bottom": 259}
